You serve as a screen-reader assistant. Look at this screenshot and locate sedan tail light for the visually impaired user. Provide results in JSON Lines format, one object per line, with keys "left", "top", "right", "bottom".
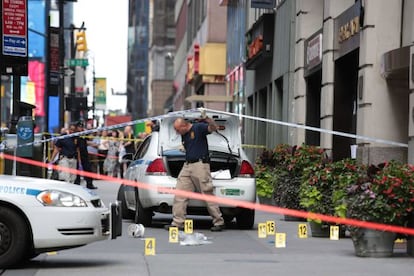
{"left": 239, "top": 160, "right": 255, "bottom": 177}
{"left": 146, "top": 158, "right": 167, "bottom": 175}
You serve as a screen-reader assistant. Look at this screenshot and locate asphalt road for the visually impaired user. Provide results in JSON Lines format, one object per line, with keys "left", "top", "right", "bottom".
{"left": 4, "top": 180, "right": 414, "bottom": 276}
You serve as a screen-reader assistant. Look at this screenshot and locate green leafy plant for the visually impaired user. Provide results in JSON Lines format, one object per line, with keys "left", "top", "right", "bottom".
{"left": 273, "top": 144, "right": 326, "bottom": 211}
{"left": 300, "top": 158, "right": 367, "bottom": 223}
{"left": 254, "top": 150, "right": 276, "bottom": 199}
{"left": 255, "top": 164, "right": 274, "bottom": 198}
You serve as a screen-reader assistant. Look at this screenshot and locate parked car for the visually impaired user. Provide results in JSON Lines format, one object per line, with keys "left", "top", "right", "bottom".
{"left": 117, "top": 111, "right": 256, "bottom": 229}
{"left": 0, "top": 175, "right": 121, "bottom": 268}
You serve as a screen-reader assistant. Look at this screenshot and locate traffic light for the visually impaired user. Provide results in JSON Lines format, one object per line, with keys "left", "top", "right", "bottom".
{"left": 75, "top": 31, "right": 87, "bottom": 52}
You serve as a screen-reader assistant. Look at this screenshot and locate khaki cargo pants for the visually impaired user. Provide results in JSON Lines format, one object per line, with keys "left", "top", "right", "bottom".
{"left": 172, "top": 161, "right": 224, "bottom": 227}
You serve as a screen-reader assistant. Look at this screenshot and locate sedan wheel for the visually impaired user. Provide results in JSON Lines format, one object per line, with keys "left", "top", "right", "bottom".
{"left": 0, "top": 207, "right": 29, "bottom": 268}
{"left": 134, "top": 188, "right": 153, "bottom": 226}
{"left": 236, "top": 208, "right": 255, "bottom": 230}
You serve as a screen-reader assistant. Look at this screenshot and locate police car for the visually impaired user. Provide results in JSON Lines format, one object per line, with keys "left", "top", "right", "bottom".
{"left": 118, "top": 110, "right": 256, "bottom": 229}
{"left": 0, "top": 174, "right": 121, "bottom": 268}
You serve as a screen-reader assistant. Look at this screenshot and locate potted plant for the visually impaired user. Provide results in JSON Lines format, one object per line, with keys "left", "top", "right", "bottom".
{"left": 300, "top": 158, "right": 366, "bottom": 237}
{"left": 344, "top": 160, "right": 414, "bottom": 257}
{"left": 273, "top": 144, "right": 325, "bottom": 221}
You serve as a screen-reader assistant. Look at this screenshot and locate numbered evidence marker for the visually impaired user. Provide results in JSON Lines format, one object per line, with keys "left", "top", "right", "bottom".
{"left": 145, "top": 238, "right": 156, "bottom": 255}
{"left": 169, "top": 227, "right": 179, "bottom": 243}
{"left": 266, "top": 220, "right": 275, "bottom": 235}
{"left": 258, "top": 222, "right": 267, "bottom": 238}
{"left": 330, "top": 225, "right": 340, "bottom": 240}
{"left": 275, "top": 233, "right": 286, "bottom": 248}
{"left": 298, "top": 223, "right": 308, "bottom": 238}
{"left": 184, "top": 219, "right": 193, "bottom": 234}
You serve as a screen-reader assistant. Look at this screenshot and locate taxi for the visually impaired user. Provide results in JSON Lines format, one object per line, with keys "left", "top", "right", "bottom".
{"left": 0, "top": 174, "right": 121, "bottom": 268}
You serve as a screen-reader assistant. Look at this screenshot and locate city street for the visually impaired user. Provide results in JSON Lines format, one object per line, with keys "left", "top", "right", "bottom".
{"left": 4, "top": 180, "right": 414, "bottom": 276}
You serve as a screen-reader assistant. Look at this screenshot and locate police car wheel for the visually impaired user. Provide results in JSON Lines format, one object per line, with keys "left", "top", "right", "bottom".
{"left": 134, "top": 188, "right": 153, "bottom": 226}
{"left": 117, "top": 185, "right": 134, "bottom": 220}
{"left": 0, "top": 207, "right": 29, "bottom": 268}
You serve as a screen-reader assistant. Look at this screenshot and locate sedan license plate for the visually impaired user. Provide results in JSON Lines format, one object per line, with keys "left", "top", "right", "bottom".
{"left": 225, "top": 188, "right": 241, "bottom": 196}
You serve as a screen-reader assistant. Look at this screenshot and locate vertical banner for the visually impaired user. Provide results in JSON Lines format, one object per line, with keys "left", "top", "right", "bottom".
{"left": 48, "top": 27, "right": 60, "bottom": 96}
{"left": 94, "top": 77, "right": 107, "bottom": 110}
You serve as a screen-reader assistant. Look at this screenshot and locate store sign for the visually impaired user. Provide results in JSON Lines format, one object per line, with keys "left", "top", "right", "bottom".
{"left": 305, "top": 32, "right": 322, "bottom": 74}
{"left": 334, "top": 0, "right": 362, "bottom": 60}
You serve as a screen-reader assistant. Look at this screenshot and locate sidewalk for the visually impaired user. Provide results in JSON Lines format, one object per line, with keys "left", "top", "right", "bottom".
{"left": 252, "top": 210, "right": 413, "bottom": 275}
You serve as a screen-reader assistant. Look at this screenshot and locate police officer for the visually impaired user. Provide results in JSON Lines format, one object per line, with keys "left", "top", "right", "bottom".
{"left": 49, "top": 123, "right": 78, "bottom": 183}
{"left": 74, "top": 121, "right": 97, "bottom": 189}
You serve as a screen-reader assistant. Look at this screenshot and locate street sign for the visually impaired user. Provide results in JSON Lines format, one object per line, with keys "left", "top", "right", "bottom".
{"left": 66, "top": 58, "right": 89, "bottom": 67}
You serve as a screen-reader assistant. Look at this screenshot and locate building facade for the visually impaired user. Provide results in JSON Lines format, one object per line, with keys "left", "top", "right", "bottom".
{"left": 173, "top": 0, "right": 228, "bottom": 111}
{"left": 148, "top": 0, "right": 176, "bottom": 116}
{"left": 225, "top": 0, "right": 414, "bottom": 164}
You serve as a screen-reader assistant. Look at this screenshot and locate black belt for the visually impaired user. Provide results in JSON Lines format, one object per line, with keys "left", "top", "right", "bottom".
{"left": 61, "top": 155, "right": 76, "bottom": 159}
{"left": 186, "top": 158, "right": 209, "bottom": 164}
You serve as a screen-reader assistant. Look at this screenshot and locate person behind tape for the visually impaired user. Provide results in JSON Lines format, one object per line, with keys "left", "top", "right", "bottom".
{"left": 165, "top": 116, "right": 225, "bottom": 232}
{"left": 49, "top": 123, "right": 78, "bottom": 183}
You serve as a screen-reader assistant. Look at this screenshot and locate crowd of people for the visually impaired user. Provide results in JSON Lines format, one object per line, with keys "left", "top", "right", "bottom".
{"left": 48, "top": 122, "right": 148, "bottom": 188}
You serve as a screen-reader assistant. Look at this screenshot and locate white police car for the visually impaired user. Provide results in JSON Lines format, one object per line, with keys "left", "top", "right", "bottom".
{"left": 0, "top": 174, "right": 121, "bottom": 268}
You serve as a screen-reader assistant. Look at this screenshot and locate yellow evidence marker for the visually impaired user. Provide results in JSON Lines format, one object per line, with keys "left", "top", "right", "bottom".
{"left": 275, "top": 233, "right": 286, "bottom": 248}
{"left": 330, "top": 225, "right": 340, "bottom": 240}
{"left": 266, "top": 220, "right": 275, "bottom": 235}
{"left": 298, "top": 223, "right": 308, "bottom": 239}
{"left": 145, "top": 238, "right": 156, "bottom": 255}
{"left": 184, "top": 219, "right": 193, "bottom": 234}
{"left": 169, "top": 227, "right": 179, "bottom": 243}
{"left": 258, "top": 222, "right": 267, "bottom": 238}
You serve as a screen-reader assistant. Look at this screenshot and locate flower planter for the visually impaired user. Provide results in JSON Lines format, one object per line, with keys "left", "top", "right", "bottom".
{"left": 309, "top": 221, "right": 330, "bottom": 237}
{"left": 258, "top": 196, "right": 275, "bottom": 205}
{"left": 351, "top": 228, "right": 396, "bottom": 257}
{"left": 283, "top": 215, "right": 306, "bottom": 222}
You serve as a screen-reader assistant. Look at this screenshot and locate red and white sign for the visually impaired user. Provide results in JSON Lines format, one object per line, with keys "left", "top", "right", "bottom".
{"left": 2, "top": 0, "right": 27, "bottom": 36}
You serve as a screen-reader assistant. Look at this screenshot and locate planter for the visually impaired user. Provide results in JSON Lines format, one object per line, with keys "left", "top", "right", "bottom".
{"left": 283, "top": 215, "right": 306, "bottom": 222}
{"left": 309, "top": 221, "right": 346, "bottom": 238}
{"left": 309, "top": 221, "right": 330, "bottom": 237}
{"left": 407, "top": 213, "right": 414, "bottom": 257}
{"left": 258, "top": 196, "right": 275, "bottom": 205}
{"left": 351, "top": 228, "right": 396, "bottom": 257}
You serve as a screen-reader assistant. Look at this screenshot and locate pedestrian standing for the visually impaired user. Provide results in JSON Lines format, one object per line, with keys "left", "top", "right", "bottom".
{"left": 87, "top": 128, "right": 100, "bottom": 177}
{"left": 103, "top": 130, "right": 120, "bottom": 177}
{"left": 49, "top": 123, "right": 78, "bottom": 183}
{"left": 120, "top": 125, "right": 135, "bottom": 178}
{"left": 97, "top": 129, "right": 109, "bottom": 175}
{"left": 165, "top": 116, "right": 225, "bottom": 232}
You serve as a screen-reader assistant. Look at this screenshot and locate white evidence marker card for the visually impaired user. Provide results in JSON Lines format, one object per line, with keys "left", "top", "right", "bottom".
{"left": 275, "top": 233, "right": 286, "bottom": 248}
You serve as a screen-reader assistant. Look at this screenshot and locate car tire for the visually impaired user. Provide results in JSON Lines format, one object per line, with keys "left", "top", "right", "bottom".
{"left": 0, "top": 207, "right": 30, "bottom": 268}
{"left": 236, "top": 208, "right": 255, "bottom": 230}
{"left": 117, "top": 185, "right": 135, "bottom": 220}
{"left": 134, "top": 188, "right": 153, "bottom": 227}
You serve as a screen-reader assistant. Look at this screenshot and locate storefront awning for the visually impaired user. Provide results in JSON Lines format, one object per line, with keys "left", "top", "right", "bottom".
{"left": 185, "top": 95, "right": 233, "bottom": 103}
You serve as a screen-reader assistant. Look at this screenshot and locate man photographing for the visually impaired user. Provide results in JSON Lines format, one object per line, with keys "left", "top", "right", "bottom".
{"left": 165, "top": 112, "right": 225, "bottom": 232}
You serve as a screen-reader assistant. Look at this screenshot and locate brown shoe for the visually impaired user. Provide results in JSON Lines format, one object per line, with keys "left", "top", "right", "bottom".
{"left": 211, "top": 224, "right": 225, "bottom": 232}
